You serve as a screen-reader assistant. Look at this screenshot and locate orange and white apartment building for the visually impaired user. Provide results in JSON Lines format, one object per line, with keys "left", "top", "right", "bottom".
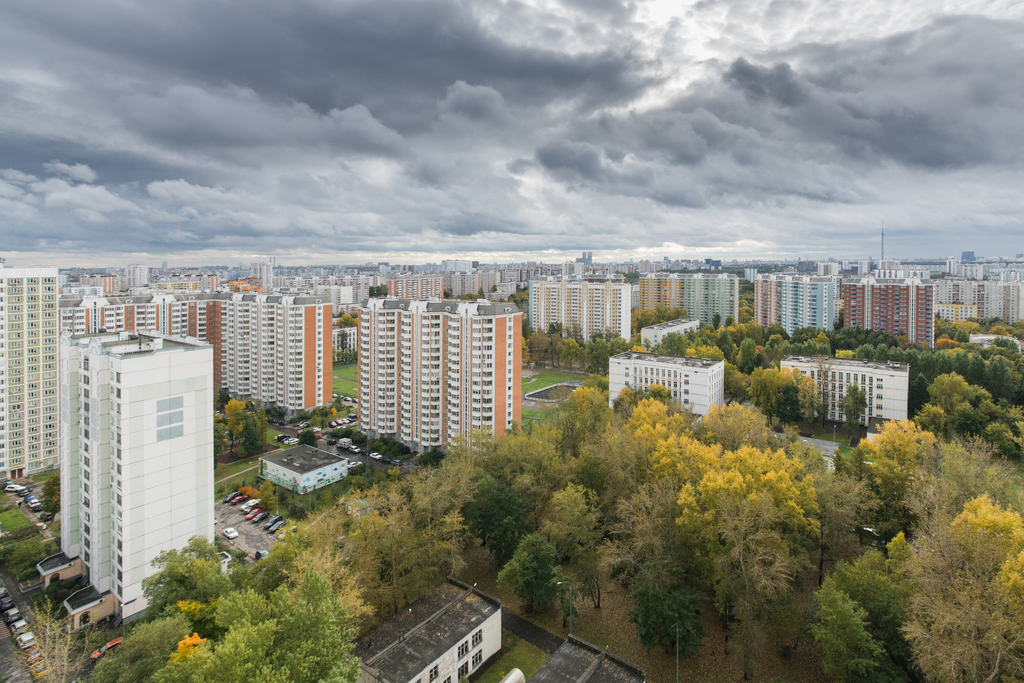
{"left": 358, "top": 299, "right": 522, "bottom": 450}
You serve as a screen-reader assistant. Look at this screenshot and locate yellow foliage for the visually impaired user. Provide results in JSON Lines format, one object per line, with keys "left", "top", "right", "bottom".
{"left": 631, "top": 345, "right": 649, "bottom": 353}
{"left": 629, "top": 399, "right": 694, "bottom": 445}
{"left": 651, "top": 435, "right": 722, "bottom": 486}
{"left": 170, "top": 632, "right": 206, "bottom": 662}
{"left": 952, "top": 495, "right": 1024, "bottom": 562}
{"left": 835, "top": 350, "right": 855, "bottom": 359}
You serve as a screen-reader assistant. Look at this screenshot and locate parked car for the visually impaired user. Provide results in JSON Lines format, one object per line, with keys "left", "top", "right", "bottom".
{"left": 241, "top": 499, "right": 260, "bottom": 512}
{"left": 11, "top": 619, "right": 29, "bottom": 635}
{"left": 298, "top": 421, "right": 310, "bottom": 428}
{"left": 268, "top": 519, "right": 286, "bottom": 533}
{"left": 19, "top": 488, "right": 34, "bottom": 498}
{"left": 39, "top": 511, "right": 55, "bottom": 522}
{"left": 253, "top": 549, "right": 270, "bottom": 561}
{"left": 0, "top": 584, "right": 8, "bottom": 599}
{"left": 349, "top": 445, "right": 361, "bottom": 453}
{"left": 4, "top": 607, "right": 22, "bottom": 624}
{"left": 275, "top": 434, "right": 287, "bottom": 442}
{"left": 222, "top": 491, "right": 241, "bottom": 503}
{"left": 4, "top": 483, "right": 27, "bottom": 494}
{"left": 90, "top": 637, "right": 124, "bottom": 660}
{"left": 1, "top": 597, "right": 15, "bottom": 611}
{"left": 223, "top": 527, "right": 239, "bottom": 540}
{"left": 245, "top": 508, "right": 264, "bottom": 521}
{"left": 285, "top": 438, "right": 299, "bottom": 445}
{"left": 263, "top": 514, "right": 283, "bottom": 530}
{"left": 369, "top": 452, "right": 382, "bottom": 460}
{"left": 17, "top": 633, "right": 36, "bottom": 650}
{"left": 388, "top": 458, "right": 402, "bottom": 466}
{"left": 347, "top": 413, "right": 357, "bottom": 419}
{"left": 328, "top": 421, "right": 338, "bottom": 428}
{"left": 348, "top": 461, "right": 363, "bottom": 469}
{"left": 250, "top": 511, "right": 268, "bottom": 524}
{"left": 230, "top": 495, "right": 249, "bottom": 505}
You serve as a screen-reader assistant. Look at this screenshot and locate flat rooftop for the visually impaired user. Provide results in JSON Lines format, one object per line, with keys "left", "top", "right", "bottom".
{"left": 611, "top": 352, "right": 723, "bottom": 368}
{"left": 64, "top": 586, "right": 106, "bottom": 613}
{"left": 783, "top": 355, "right": 909, "bottom": 373}
{"left": 37, "top": 552, "right": 75, "bottom": 574}
{"left": 261, "top": 445, "right": 347, "bottom": 475}
{"left": 531, "top": 636, "right": 646, "bottom": 683}
{"left": 356, "top": 580, "right": 500, "bottom": 683}
{"left": 642, "top": 318, "right": 698, "bottom": 330}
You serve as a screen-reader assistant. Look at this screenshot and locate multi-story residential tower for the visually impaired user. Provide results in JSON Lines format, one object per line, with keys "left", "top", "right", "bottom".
{"left": 250, "top": 261, "right": 273, "bottom": 292}
{"left": 637, "top": 274, "right": 739, "bottom": 326}
{"left": 608, "top": 352, "right": 724, "bottom": 414}
{"left": 842, "top": 277, "right": 934, "bottom": 347}
{"left": 754, "top": 274, "right": 836, "bottom": 335}
{"left": 388, "top": 275, "right": 445, "bottom": 299}
{"left": 782, "top": 355, "right": 909, "bottom": 424}
{"left": 358, "top": 299, "right": 521, "bottom": 450}
{"left": 125, "top": 264, "right": 149, "bottom": 289}
{"left": 528, "top": 279, "right": 631, "bottom": 340}
{"left": 446, "top": 271, "right": 501, "bottom": 298}
{"left": 42, "top": 331, "right": 214, "bottom": 627}
{"left": 0, "top": 266, "right": 60, "bottom": 480}
{"left": 220, "top": 294, "right": 331, "bottom": 413}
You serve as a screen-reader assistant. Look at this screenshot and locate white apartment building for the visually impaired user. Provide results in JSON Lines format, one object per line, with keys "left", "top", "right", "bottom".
{"left": 608, "top": 352, "right": 724, "bottom": 415}
{"left": 358, "top": 299, "right": 521, "bottom": 450}
{"left": 934, "top": 303, "right": 977, "bottom": 323}
{"left": 125, "top": 265, "right": 149, "bottom": 289}
{"left": 781, "top": 355, "right": 909, "bottom": 424}
{"left": 43, "top": 331, "right": 214, "bottom": 627}
{"left": 220, "top": 294, "right": 331, "bottom": 413}
{"left": 528, "top": 279, "right": 631, "bottom": 340}
{"left": 358, "top": 580, "right": 501, "bottom": 683}
{"left": 333, "top": 326, "right": 358, "bottom": 353}
{"left": 970, "top": 334, "right": 1023, "bottom": 352}
{"left": 933, "top": 279, "right": 1024, "bottom": 323}
{"left": 637, "top": 274, "right": 740, "bottom": 326}
{"left": 0, "top": 266, "right": 60, "bottom": 480}
{"left": 446, "top": 271, "right": 501, "bottom": 298}
{"left": 250, "top": 261, "right": 273, "bottom": 291}
{"left": 641, "top": 319, "right": 700, "bottom": 346}
{"left": 754, "top": 274, "right": 836, "bottom": 335}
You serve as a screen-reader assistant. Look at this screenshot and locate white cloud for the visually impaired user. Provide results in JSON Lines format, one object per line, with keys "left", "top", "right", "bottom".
{"left": 42, "top": 161, "right": 98, "bottom": 183}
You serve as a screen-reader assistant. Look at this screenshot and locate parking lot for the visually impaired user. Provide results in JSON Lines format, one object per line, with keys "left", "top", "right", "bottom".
{"left": 215, "top": 500, "right": 281, "bottom": 560}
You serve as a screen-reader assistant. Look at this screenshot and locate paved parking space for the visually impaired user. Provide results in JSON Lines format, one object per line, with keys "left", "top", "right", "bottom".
{"left": 215, "top": 501, "right": 279, "bottom": 560}
{"left": 0, "top": 574, "right": 32, "bottom": 683}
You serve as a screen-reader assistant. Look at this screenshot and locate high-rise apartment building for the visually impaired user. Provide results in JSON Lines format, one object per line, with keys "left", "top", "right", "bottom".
{"left": 358, "top": 299, "right": 521, "bottom": 450}
{"left": 446, "top": 271, "right": 501, "bottom": 298}
{"left": 220, "top": 294, "right": 331, "bottom": 413}
{"left": 528, "top": 279, "right": 631, "bottom": 340}
{"left": 42, "top": 331, "right": 214, "bottom": 627}
{"left": 753, "top": 274, "right": 836, "bottom": 335}
{"left": 0, "top": 266, "right": 60, "bottom": 480}
{"left": 125, "top": 264, "right": 149, "bottom": 289}
{"left": 388, "top": 275, "right": 445, "bottom": 299}
{"left": 933, "top": 279, "right": 1024, "bottom": 323}
{"left": 250, "top": 261, "right": 273, "bottom": 292}
{"left": 637, "top": 273, "right": 739, "bottom": 326}
{"left": 842, "top": 277, "right": 934, "bottom": 347}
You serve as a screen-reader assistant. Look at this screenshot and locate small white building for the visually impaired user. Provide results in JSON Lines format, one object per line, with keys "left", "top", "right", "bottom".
{"left": 358, "top": 580, "right": 502, "bottom": 683}
{"left": 260, "top": 445, "right": 349, "bottom": 495}
{"left": 969, "top": 334, "right": 1022, "bottom": 352}
{"left": 640, "top": 318, "right": 700, "bottom": 347}
{"left": 333, "top": 325, "right": 358, "bottom": 353}
{"left": 608, "top": 352, "right": 724, "bottom": 415}
{"left": 781, "top": 355, "right": 910, "bottom": 424}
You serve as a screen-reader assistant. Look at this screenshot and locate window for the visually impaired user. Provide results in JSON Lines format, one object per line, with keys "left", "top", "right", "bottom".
{"left": 458, "top": 664, "right": 469, "bottom": 680}
{"left": 458, "top": 642, "right": 469, "bottom": 659}
{"left": 430, "top": 666, "right": 439, "bottom": 681}
{"left": 472, "top": 630, "right": 482, "bottom": 647}
{"left": 472, "top": 651, "right": 483, "bottom": 668}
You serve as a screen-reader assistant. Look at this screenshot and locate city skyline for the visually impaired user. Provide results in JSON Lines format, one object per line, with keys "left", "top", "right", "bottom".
{"left": 1, "top": 0, "right": 1023, "bottom": 265}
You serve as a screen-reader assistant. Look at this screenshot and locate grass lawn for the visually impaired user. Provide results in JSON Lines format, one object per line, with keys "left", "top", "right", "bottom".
{"left": 521, "top": 409, "right": 548, "bottom": 427}
{"left": 476, "top": 630, "right": 549, "bottom": 683}
{"left": 214, "top": 458, "right": 262, "bottom": 483}
{"left": 333, "top": 363, "right": 359, "bottom": 398}
{"left": 214, "top": 471, "right": 262, "bottom": 499}
{"left": 521, "top": 370, "right": 585, "bottom": 394}
{"left": 0, "top": 506, "right": 33, "bottom": 531}
{"left": 31, "top": 470, "right": 57, "bottom": 483}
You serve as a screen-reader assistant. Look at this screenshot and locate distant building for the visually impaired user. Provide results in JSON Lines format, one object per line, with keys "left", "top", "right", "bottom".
{"left": 934, "top": 303, "right": 977, "bottom": 323}
{"left": 608, "top": 352, "right": 724, "bottom": 414}
{"left": 781, "top": 355, "right": 909, "bottom": 424}
{"left": 528, "top": 279, "right": 631, "bottom": 340}
{"left": 744, "top": 267, "right": 759, "bottom": 281}
{"left": 962, "top": 251, "right": 976, "bottom": 262}
{"left": 388, "top": 275, "right": 444, "bottom": 299}
{"left": 640, "top": 318, "right": 700, "bottom": 347}
{"left": 637, "top": 273, "right": 739, "bottom": 326}
{"left": 260, "top": 445, "right": 349, "bottom": 495}
{"left": 817, "top": 261, "right": 841, "bottom": 276}
{"left": 969, "top": 334, "right": 1023, "bottom": 352}
{"left": 356, "top": 579, "right": 501, "bottom": 683}
{"left": 531, "top": 635, "right": 645, "bottom": 683}
{"left": 754, "top": 274, "right": 836, "bottom": 335}
{"left": 842, "top": 277, "right": 934, "bottom": 347}
{"left": 333, "top": 326, "right": 358, "bottom": 353}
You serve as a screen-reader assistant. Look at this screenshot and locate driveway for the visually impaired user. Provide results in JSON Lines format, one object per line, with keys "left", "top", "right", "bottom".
{"left": 0, "top": 572, "right": 33, "bottom": 683}
{"left": 215, "top": 501, "right": 279, "bottom": 560}
{"left": 800, "top": 436, "right": 842, "bottom": 457}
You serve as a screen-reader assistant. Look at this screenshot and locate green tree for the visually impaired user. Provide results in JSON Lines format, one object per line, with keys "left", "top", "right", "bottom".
{"left": 908, "top": 373, "right": 930, "bottom": 417}
{"left": 809, "top": 578, "right": 884, "bottom": 678}
{"left": 241, "top": 413, "right": 261, "bottom": 456}
{"left": 737, "top": 337, "right": 758, "bottom": 374}
{"left": 142, "top": 537, "right": 234, "bottom": 626}
{"left": 466, "top": 480, "right": 531, "bottom": 565}
{"left": 541, "top": 484, "right": 604, "bottom": 607}
{"left": 712, "top": 312, "right": 722, "bottom": 330}
{"left": 298, "top": 429, "right": 318, "bottom": 447}
{"left": 497, "top": 533, "right": 559, "bottom": 612}
{"left": 41, "top": 473, "right": 60, "bottom": 513}
{"left": 91, "top": 614, "right": 191, "bottom": 683}
{"left": 841, "top": 383, "right": 868, "bottom": 436}
{"left": 258, "top": 479, "right": 277, "bottom": 514}
{"left": 628, "top": 573, "right": 705, "bottom": 657}
{"left": 927, "top": 372, "right": 971, "bottom": 414}
{"left": 225, "top": 399, "right": 247, "bottom": 448}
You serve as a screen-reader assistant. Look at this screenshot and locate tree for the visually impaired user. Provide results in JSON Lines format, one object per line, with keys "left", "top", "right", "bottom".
{"left": 27, "top": 599, "right": 91, "bottom": 683}
{"left": 712, "top": 312, "right": 722, "bottom": 330}
{"left": 298, "top": 429, "right": 318, "bottom": 447}
{"left": 225, "top": 399, "right": 247, "bottom": 447}
{"left": 41, "top": 473, "right": 60, "bottom": 513}
{"left": 258, "top": 479, "right": 277, "bottom": 514}
{"left": 749, "top": 367, "right": 795, "bottom": 422}
{"left": 908, "top": 373, "right": 930, "bottom": 417}
{"left": 737, "top": 337, "right": 758, "bottom": 374}
{"left": 810, "top": 578, "right": 884, "bottom": 678}
{"left": 841, "top": 383, "right": 868, "bottom": 436}
{"left": 628, "top": 572, "right": 705, "bottom": 657}
{"left": 466, "top": 480, "right": 531, "bottom": 565}
{"left": 497, "top": 533, "right": 559, "bottom": 612}
{"left": 92, "top": 615, "right": 191, "bottom": 683}
{"left": 143, "top": 537, "right": 234, "bottom": 626}
{"left": 541, "top": 484, "right": 604, "bottom": 607}
{"left": 241, "top": 413, "right": 261, "bottom": 456}
{"left": 927, "top": 372, "right": 972, "bottom": 414}
{"left": 777, "top": 382, "right": 802, "bottom": 424}
{"left": 154, "top": 571, "right": 360, "bottom": 683}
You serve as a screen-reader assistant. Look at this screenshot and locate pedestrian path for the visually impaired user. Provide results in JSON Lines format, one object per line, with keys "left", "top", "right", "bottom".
{"left": 502, "top": 611, "right": 564, "bottom": 654}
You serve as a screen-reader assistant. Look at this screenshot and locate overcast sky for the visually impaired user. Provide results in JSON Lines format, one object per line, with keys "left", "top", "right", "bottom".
{"left": 1, "top": 0, "right": 1023, "bottom": 267}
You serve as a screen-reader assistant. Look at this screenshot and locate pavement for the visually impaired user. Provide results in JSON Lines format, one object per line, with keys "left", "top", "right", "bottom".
{"left": 0, "top": 572, "right": 35, "bottom": 683}
{"left": 799, "top": 436, "right": 841, "bottom": 457}
{"left": 215, "top": 500, "right": 281, "bottom": 560}
{"left": 501, "top": 611, "right": 564, "bottom": 655}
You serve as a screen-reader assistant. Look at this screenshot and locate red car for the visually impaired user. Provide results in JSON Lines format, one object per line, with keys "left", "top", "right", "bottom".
{"left": 245, "top": 508, "right": 264, "bottom": 520}
{"left": 230, "top": 494, "right": 249, "bottom": 505}
{"left": 91, "top": 637, "right": 124, "bottom": 660}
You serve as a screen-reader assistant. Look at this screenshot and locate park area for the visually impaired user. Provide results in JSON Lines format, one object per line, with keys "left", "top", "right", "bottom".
{"left": 521, "top": 368, "right": 587, "bottom": 427}
{"left": 333, "top": 363, "right": 359, "bottom": 398}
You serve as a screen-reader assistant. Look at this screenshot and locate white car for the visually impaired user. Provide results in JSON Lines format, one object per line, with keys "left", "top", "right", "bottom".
{"left": 369, "top": 452, "right": 382, "bottom": 460}
{"left": 349, "top": 461, "right": 363, "bottom": 469}
{"left": 10, "top": 619, "right": 28, "bottom": 635}
{"left": 223, "top": 527, "right": 239, "bottom": 540}
{"left": 17, "top": 632, "right": 35, "bottom": 650}
{"left": 4, "top": 483, "right": 27, "bottom": 494}
{"left": 241, "top": 499, "right": 260, "bottom": 512}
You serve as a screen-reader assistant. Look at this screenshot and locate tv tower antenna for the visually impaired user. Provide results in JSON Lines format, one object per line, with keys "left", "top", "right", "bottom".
{"left": 881, "top": 222, "right": 885, "bottom": 262}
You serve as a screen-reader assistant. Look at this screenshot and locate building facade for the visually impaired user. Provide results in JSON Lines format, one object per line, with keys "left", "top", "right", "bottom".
{"left": 0, "top": 266, "right": 61, "bottom": 480}
{"left": 934, "top": 303, "right": 978, "bottom": 323}
{"left": 528, "top": 279, "right": 631, "bottom": 340}
{"left": 781, "top": 355, "right": 909, "bottom": 424}
{"left": 842, "top": 277, "right": 934, "bottom": 347}
{"left": 49, "top": 331, "right": 214, "bottom": 626}
{"left": 637, "top": 274, "right": 740, "bottom": 326}
{"left": 260, "top": 445, "right": 349, "bottom": 495}
{"left": 220, "top": 294, "right": 332, "bottom": 413}
{"left": 640, "top": 319, "right": 700, "bottom": 347}
{"left": 446, "top": 271, "right": 501, "bottom": 298}
{"left": 754, "top": 274, "right": 836, "bottom": 335}
{"left": 388, "top": 275, "right": 445, "bottom": 300}
{"left": 608, "top": 352, "right": 724, "bottom": 414}
{"left": 358, "top": 299, "right": 521, "bottom": 451}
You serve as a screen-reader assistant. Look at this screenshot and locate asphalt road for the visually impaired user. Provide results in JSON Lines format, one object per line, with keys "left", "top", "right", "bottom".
{"left": 0, "top": 572, "right": 35, "bottom": 683}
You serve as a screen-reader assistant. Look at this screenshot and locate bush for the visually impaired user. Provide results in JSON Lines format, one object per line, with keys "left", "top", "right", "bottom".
{"left": 419, "top": 448, "right": 446, "bottom": 468}
{"left": 352, "top": 432, "right": 368, "bottom": 445}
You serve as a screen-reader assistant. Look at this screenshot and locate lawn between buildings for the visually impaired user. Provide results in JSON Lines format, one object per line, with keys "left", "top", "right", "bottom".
{"left": 0, "top": 505, "right": 33, "bottom": 531}
{"left": 333, "top": 363, "right": 359, "bottom": 398}
{"left": 475, "top": 630, "right": 549, "bottom": 683}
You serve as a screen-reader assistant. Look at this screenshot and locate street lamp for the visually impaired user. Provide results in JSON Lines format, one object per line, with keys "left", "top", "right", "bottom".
{"left": 556, "top": 581, "right": 573, "bottom": 635}
{"left": 671, "top": 622, "right": 679, "bottom": 683}
{"left": 832, "top": 423, "right": 836, "bottom": 442}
